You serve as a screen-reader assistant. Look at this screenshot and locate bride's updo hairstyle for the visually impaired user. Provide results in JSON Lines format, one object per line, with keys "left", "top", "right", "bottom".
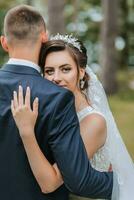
{"left": 39, "top": 36, "right": 89, "bottom": 91}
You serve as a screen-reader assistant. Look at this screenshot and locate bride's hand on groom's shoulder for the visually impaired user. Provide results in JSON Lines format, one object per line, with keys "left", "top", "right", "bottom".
{"left": 11, "top": 85, "right": 39, "bottom": 138}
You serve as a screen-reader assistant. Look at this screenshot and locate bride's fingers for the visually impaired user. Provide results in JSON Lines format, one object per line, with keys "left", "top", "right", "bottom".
{"left": 33, "top": 97, "right": 39, "bottom": 115}
{"left": 13, "top": 91, "right": 18, "bottom": 109}
{"left": 18, "top": 85, "right": 24, "bottom": 106}
{"left": 11, "top": 100, "right": 15, "bottom": 116}
{"left": 25, "top": 86, "right": 31, "bottom": 108}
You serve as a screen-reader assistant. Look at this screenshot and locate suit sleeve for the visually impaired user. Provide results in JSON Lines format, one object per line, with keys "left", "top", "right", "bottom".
{"left": 48, "top": 89, "right": 113, "bottom": 199}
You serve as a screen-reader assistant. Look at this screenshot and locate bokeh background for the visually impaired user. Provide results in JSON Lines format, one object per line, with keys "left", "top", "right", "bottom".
{"left": 0, "top": 0, "right": 134, "bottom": 161}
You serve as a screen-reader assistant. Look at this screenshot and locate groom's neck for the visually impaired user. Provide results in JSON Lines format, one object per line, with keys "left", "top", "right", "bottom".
{"left": 8, "top": 45, "right": 40, "bottom": 65}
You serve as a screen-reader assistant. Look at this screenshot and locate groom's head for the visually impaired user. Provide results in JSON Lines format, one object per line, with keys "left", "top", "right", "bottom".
{"left": 1, "top": 5, "right": 47, "bottom": 53}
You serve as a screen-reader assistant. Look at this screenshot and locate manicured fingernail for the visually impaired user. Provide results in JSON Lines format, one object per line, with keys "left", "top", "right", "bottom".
{"left": 35, "top": 97, "right": 39, "bottom": 102}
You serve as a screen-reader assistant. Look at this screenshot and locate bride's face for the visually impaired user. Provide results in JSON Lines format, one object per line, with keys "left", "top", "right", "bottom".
{"left": 44, "top": 50, "right": 80, "bottom": 93}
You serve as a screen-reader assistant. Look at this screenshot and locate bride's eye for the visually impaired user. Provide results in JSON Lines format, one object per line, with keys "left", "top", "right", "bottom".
{"left": 62, "top": 67, "right": 71, "bottom": 73}
{"left": 44, "top": 69, "right": 54, "bottom": 75}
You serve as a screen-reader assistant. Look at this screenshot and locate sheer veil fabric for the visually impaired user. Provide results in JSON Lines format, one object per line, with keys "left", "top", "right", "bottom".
{"left": 85, "top": 66, "right": 134, "bottom": 200}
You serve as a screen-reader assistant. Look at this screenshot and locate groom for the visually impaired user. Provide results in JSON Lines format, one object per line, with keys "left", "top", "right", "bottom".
{"left": 0, "top": 5, "right": 118, "bottom": 200}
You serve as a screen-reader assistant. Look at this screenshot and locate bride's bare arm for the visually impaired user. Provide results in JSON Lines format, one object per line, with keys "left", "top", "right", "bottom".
{"left": 80, "top": 112, "right": 107, "bottom": 159}
{"left": 11, "top": 86, "right": 63, "bottom": 193}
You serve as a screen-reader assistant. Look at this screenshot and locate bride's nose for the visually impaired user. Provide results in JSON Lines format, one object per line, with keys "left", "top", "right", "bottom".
{"left": 52, "top": 72, "right": 62, "bottom": 85}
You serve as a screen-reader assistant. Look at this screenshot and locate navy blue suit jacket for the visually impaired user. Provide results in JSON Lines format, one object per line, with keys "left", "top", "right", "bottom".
{"left": 0, "top": 64, "right": 113, "bottom": 200}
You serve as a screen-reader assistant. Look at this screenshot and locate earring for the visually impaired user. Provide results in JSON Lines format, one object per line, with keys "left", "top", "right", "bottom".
{"left": 80, "top": 79, "right": 85, "bottom": 89}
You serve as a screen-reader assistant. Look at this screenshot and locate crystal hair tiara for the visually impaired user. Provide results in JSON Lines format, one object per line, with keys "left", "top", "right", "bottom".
{"left": 50, "top": 33, "right": 82, "bottom": 52}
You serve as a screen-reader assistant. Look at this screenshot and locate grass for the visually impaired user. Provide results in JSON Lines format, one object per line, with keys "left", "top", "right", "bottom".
{"left": 108, "top": 69, "right": 134, "bottom": 160}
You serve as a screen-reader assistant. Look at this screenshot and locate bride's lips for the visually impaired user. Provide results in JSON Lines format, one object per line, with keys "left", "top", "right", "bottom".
{"left": 55, "top": 83, "right": 68, "bottom": 89}
{"left": 59, "top": 84, "right": 66, "bottom": 87}
{"left": 59, "top": 85, "right": 68, "bottom": 88}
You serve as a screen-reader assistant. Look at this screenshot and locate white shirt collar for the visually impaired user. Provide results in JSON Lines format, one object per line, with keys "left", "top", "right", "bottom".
{"left": 7, "top": 58, "right": 41, "bottom": 73}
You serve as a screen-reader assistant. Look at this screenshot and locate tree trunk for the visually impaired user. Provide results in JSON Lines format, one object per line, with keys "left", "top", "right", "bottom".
{"left": 26, "top": 0, "right": 33, "bottom": 5}
{"left": 47, "top": 0, "right": 65, "bottom": 35}
{"left": 72, "top": 0, "right": 78, "bottom": 33}
{"left": 100, "top": 0, "right": 119, "bottom": 95}
{"left": 120, "top": 0, "right": 129, "bottom": 68}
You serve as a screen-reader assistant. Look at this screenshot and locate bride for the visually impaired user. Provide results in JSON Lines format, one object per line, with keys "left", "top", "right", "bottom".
{"left": 11, "top": 34, "right": 134, "bottom": 199}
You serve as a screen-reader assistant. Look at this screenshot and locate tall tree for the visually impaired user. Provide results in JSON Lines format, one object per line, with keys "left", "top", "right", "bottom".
{"left": 120, "top": 0, "right": 129, "bottom": 68}
{"left": 72, "top": 0, "right": 78, "bottom": 31}
{"left": 26, "top": 0, "right": 33, "bottom": 5}
{"left": 100, "top": 0, "right": 119, "bottom": 95}
{"left": 47, "top": 0, "right": 65, "bottom": 35}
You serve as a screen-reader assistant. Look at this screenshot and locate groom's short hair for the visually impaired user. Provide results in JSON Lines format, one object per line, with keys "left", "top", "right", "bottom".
{"left": 4, "top": 4, "right": 46, "bottom": 45}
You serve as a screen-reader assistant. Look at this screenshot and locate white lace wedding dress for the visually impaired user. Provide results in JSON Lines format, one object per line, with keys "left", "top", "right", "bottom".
{"left": 70, "top": 106, "right": 110, "bottom": 200}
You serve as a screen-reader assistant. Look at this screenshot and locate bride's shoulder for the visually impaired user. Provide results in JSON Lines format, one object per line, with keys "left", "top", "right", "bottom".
{"left": 82, "top": 112, "right": 106, "bottom": 129}
{"left": 80, "top": 111, "right": 107, "bottom": 155}
{"left": 80, "top": 111, "right": 107, "bottom": 139}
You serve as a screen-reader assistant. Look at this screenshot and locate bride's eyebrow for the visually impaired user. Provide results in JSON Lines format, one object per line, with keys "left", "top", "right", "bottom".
{"left": 59, "top": 64, "right": 71, "bottom": 68}
{"left": 45, "top": 64, "right": 71, "bottom": 69}
{"left": 44, "top": 66, "right": 54, "bottom": 69}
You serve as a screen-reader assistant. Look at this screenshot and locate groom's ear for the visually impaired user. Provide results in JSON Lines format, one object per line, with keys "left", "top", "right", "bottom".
{"left": 40, "top": 31, "right": 48, "bottom": 43}
{"left": 0, "top": 36, "right": 9, "bottom": 52}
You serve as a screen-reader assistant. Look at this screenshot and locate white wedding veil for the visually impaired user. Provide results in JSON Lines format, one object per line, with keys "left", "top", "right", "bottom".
{"left": 86, "top": 66, "right": 134, "bottom": 200}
